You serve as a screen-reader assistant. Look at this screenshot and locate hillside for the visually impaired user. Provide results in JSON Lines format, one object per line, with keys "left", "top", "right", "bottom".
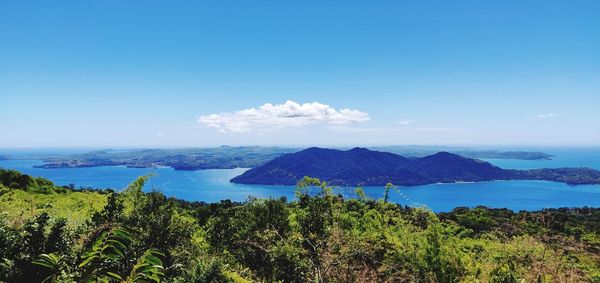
{"left": 16, "top": 146, "right": 553, "bottom": 171}
{"left": 31, "top": 146, "right": 298, "bottom": 170}
{"left": 0, "top": 168, "right": 109, "bottom": 227}
{"left": 1, "top": 170, "right": 599, "bottom": 282}
{"left": 231, "top": 147, "right": 600, "bottom": 186}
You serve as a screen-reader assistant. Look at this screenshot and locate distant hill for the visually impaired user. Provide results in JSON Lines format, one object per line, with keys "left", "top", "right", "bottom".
{"left": 23, "top": 146, "right": 552, "bottom": 171}
{"left": 32, "top": 146, "right": 298, "bottom": 170}
{"left": 370, "top": 146, "right": 553, "bottom": 160}
{"left": 231, "top": 147, "right": 600, "bottom": 186}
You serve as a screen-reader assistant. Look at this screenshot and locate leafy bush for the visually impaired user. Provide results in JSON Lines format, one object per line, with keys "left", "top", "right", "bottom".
{"left": 1, "top": 171, "right": 599, "bottom": 282}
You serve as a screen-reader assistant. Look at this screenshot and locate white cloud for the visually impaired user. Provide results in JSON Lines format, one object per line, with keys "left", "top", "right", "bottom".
{"left": 537, "top": 113, "right": 556, "bottom": 119}
{"left": 156, "top": 132, "right": 165, "bottom": 137}
{"left": 198, "top": 100, "right": 370, "bottom": 133}
{"left": 397, "top": 119, "right": 415, "bottom": 125}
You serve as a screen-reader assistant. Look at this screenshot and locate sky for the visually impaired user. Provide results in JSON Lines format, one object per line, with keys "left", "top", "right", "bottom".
{"left": 1, "top": 0, "right": 599, "bottom": 148}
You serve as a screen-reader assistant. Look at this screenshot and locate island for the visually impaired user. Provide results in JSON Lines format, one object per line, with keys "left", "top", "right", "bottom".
{"left": 231, "top": 147, "right": 600, "bottom": 186}
{"left": 29, "top": 146, "right": 553, "bottom": 171}
{"left": 33, "top": 146, "right": 298, "bottom": 170}
{"left": 371, "top": 146, "right": 553, "bottom": 160}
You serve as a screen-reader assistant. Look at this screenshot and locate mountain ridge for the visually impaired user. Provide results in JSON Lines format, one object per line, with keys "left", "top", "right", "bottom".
{"left": 231, "top": 147, "right": 600, "bottom": 186}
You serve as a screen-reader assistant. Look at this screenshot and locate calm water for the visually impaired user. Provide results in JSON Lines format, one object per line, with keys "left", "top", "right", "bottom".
{"left": 480, "top": 147, "right": 600, "bottom": 170}
{"left": 1, "top": 148, "right": 600, "bottom": 212}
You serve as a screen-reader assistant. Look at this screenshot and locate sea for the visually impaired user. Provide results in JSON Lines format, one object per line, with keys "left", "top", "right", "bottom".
{"left": 1, "top": 147, "right": 600, "bottom": 212}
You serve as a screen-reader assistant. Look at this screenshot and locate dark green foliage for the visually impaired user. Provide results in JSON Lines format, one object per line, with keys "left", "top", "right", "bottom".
{"left": 0, "top": 168, "right": 67, "bottom": 193}
{"left": 440, "top": 206, "right": 600, "bottom": 238}
{"left": 79, "top": 227, "right": 134, "bottom": 281}
{"left": 0, "top": 216, "right": 20, "bottom": 281}
{"left": 45, "top": 218, "right": 72, "bottom": 256}
{"left": 424, "top": 223, "right": 466, "bottom": 282}
{"left": 186, "top": 258, "right": 230, "bottom": 283}
{"left": 125, "top": 249, "right": 165, "bottom": 282}
{"left": 23, "top": 213, "right": 51, "bottom": 256}
{"left": 122, "top": 191, "right": 197, "bottom": 279}
{"left": 1, "top": 171, "right": 599, "bottom": 282}
{"left": 32, "top": 253, "right": 68, "bottom": 283}
{"left": 205, "top": 196, "right": 301, "bottom": 281}
{"left": 91, "top": 191, "right": 125, "bottom": 225}
{"left": 0, "top": 168, "right": 35, "bottom": 188}
{"left": 2, "top": 213, "right": 78, "bottom": 282}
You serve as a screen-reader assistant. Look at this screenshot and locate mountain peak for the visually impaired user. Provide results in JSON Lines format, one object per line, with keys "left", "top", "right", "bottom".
{"left": 349, "top": 147, "right": 369, "bottom": 152}
{"left": 300, "top": 147, "right": 338, "bottom": 154}
{"left": 231, "top": 147, "right": 508, "bottom": 186}
{"left": 422, "top": 151, "right": 464, "bottom": 159}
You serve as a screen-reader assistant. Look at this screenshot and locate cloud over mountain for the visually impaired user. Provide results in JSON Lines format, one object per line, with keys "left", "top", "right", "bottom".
{"left": 198, "top": 100, "right": 370, "bottom": 133}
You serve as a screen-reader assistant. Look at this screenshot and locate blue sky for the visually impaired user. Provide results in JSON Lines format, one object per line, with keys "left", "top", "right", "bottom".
{"left": 1, "top": 0, "right": 599, "bottom": 147}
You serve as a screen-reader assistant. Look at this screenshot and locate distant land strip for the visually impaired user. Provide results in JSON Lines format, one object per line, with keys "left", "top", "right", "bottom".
{"left": 4, "top": 146, "right": 553, "bottom": 171}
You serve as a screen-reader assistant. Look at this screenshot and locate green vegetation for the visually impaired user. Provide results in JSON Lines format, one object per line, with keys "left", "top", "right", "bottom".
{"left": 1, "top": 168, "right": 69, "bottom": 193}
{"left": 0, "top": 169, "right": 109, "bottom": 227}
{"left": 32, "top": 146, "right": 298, "bottom": 170}
{"left": 1, "top": 170, "right": 599, "bottom": 282}
{"left": 27, "top": 146, "right": 552, "bottom": 171}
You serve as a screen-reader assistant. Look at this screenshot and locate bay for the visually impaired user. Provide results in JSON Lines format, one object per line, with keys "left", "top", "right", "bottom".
{"left": 1, "top": 148, "right": 600, "bottom": 212}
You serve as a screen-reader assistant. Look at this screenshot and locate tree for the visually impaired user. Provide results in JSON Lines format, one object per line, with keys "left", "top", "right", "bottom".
{"left": 383, "top": 183, "right": 396, "bottom": 203}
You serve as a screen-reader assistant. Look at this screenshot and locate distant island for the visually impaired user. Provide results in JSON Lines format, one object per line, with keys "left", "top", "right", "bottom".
{"left": 231, "top": 147, "right": 600, "bottom": 186}
{"left": 27, "top": 146, "right": 552, "bottom": 171}
{"left": 371, "top": 146, "right": 553, "bottom": 160}
{"left": 32, "top": 146, "right": 298, "bottom": 170}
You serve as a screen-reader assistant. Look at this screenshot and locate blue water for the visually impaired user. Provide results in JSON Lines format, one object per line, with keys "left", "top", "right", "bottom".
{"left": 480, "top": 147, "right": 600, "bottom": 170}
{"left": 1, "top": 148, "right": 600, "bottom": 212}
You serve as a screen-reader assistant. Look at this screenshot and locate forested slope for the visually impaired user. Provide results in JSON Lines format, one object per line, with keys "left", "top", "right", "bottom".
{"left": 1, "top": 169, "right": 599, "bottom": 282}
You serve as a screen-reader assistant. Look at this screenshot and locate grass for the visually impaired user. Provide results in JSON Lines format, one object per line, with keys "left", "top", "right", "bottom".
{"left": 0, "top": 186, "right": 108, "bottom": 227}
